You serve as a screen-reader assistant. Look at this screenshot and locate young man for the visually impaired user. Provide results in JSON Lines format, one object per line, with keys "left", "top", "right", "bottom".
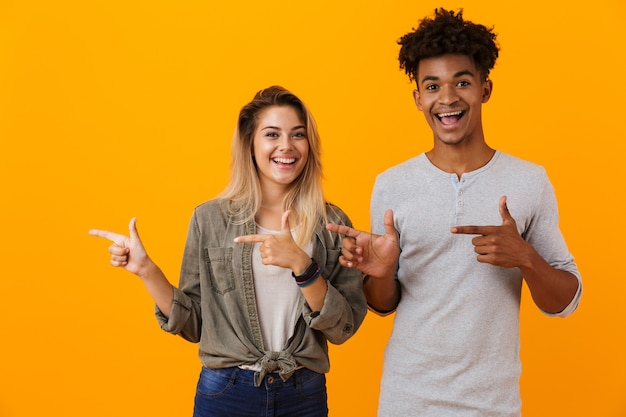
{"left": 326, "top": 8, "right": 582, "bottom": 417}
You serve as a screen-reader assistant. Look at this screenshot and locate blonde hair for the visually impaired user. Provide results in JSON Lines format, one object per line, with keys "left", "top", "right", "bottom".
{"left": 219, "top": 86, "right": 327, "bottom": 247}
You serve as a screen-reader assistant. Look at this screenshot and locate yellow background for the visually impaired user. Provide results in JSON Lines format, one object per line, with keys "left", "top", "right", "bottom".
{"left": 1, "top": 0, "right": 624, "bottom": 416}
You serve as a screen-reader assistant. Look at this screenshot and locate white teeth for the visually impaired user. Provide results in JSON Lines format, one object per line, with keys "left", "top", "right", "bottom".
{"left": 273, "top": 157, "right": 296, "bottom": 164}
{"left": 438, "top": 111, "right": 463, "bottom": 117}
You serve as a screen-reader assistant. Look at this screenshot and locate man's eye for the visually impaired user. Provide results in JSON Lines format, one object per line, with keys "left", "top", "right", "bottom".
{"left": 425, "top": 84, "right": 438, "bottom": 91}
{"left": 457, "top": 81, "right": 470, "bottom": 87}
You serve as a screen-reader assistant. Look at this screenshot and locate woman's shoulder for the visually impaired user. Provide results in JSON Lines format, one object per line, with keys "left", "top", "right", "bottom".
{"left": 325, "top": 202, "right": 350, "bottom": 225}
{"left": 195, "top": 198, "right": 225, "bottom": 212}
{"left": 192, "top": 198, "right": 243, "bottom": 220}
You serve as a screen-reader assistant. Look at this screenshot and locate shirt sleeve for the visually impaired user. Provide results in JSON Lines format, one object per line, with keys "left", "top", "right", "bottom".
{"left": 303, "top": 205, "right": 368, "bottom": 344}
{"left": 526, "top": 172, "right": 583, "bottom": 318}
{"left": 542, "top": 277, "right": 582, "bottom": 318}
{"left": 154, "top": 210, "right": 203, "bottom": 342}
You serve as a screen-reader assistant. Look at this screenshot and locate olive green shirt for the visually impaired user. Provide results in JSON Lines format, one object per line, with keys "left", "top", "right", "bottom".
{"left": 155, "top": 199, "right": 367, "bottom": 386}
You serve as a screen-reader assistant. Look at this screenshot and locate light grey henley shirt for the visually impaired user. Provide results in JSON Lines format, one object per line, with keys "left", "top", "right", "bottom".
{"left": 371, "top": 151, "right": 581, "bottom": 417}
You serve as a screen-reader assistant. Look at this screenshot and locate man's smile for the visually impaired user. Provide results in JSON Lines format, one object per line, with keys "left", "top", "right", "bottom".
{"left": 436, "top": 110, "right": 465, "bottom": 125}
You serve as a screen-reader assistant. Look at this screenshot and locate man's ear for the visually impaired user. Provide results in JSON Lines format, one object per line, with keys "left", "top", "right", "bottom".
{"left": 482, "top": 79, "right": 493, "bottom": 103}
{"left": 413, "top": 88, "right": 423, "bottom": 111}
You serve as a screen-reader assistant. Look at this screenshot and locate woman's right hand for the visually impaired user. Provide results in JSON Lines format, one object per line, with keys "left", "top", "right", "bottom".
{"left": 89, "top": 217, "right": 152, "bottom": 277}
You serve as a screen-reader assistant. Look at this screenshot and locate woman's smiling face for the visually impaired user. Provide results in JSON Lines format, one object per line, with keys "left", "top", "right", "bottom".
{"left": 252, "top": 105, "right": 309, "bottom": 193}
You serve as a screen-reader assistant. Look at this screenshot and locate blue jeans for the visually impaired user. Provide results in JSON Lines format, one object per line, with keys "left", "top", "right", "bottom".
{"left": 193, "top": 367, "right": 328, "bottom": 417}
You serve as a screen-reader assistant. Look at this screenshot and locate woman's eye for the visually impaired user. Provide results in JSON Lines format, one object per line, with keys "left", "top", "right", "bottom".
{"left": 266, "top": 132, "right": 279, "bottom": 138}
{"left": 293, "top": 132, "right": 306, "bottom": 139}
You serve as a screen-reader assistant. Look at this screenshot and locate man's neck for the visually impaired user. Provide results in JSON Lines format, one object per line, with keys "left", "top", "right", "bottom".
{"left": 425, "top": 143, "right": 496, "bottom": 179}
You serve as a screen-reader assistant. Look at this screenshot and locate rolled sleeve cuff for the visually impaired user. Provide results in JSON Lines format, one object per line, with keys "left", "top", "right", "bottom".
{"left": 154, "top": 286, "right": 194, "bottom": 334}
{"left": 542, "top": 273, "right": 583, "bottom": 318}
{"left": 303, "top": 282, "right": 355, "bottom": 338}
{"left": 367, "top": 303, "right": 396, "bottom": 317}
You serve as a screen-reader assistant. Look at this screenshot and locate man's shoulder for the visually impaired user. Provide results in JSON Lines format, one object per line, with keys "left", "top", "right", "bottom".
{"left": 377, "top": 154, "right": 425, "bottom": 179}
{"left": 490, "top": 152, "right": 547, "bottom": 183}
{"left": 496, "top": 151, "right": 545, "bottom": 172}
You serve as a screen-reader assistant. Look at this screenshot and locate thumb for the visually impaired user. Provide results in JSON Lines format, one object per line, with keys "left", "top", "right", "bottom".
{"left": 281, "top": 210, "right": 291, "bottom": 234}
{"left": 383, "top": 209, "right": 397, "bottom": 239}
{"left": 129, "top": 217, "right": 141, "bottom": 242}
{"left": 499, "top": 196, "right": 515, "bottom": 225}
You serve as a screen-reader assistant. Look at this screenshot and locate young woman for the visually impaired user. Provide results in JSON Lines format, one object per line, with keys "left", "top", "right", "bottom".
{"left": 89, "top": 86, "right": 367, "bottom": 417}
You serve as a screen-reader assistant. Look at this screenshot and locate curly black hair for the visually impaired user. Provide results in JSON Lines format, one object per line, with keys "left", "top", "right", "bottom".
{"left": 398, "top": 8, "right": 499, "bottom": 83}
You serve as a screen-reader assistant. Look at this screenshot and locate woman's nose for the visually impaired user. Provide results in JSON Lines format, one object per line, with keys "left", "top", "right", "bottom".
{"left": 278, "top": 134, "right": 293, "bottom": 150}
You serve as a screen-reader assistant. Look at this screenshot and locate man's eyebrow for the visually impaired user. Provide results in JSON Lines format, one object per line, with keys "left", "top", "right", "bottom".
{"left": 420, "top": 75, "right": 439, "bottom": 84}
{"left": 420, "top": 70, "right": 475, "bottom": 85}
{"left": 454, "top": 69, "right": 475, "bottom": 78}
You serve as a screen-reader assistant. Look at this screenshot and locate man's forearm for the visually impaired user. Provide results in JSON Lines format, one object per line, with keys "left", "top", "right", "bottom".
{"left": 363, "top": 274, "right": 401, "bottom": 314}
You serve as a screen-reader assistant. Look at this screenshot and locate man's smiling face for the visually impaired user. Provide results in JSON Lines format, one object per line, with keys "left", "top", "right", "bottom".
{"left": 413, "top": 53, "right": 492, "bottom": 148}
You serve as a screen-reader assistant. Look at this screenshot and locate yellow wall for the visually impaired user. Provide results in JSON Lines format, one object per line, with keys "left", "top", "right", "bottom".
{"left": 1, "top": 0, "right": 624, "bottom": 416}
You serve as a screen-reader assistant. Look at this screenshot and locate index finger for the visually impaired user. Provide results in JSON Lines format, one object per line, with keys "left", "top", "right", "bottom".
{"left": 326, "top": 223, "right": 360, "bottom": 239}
{"left": 450, "top": 225, "right": 498, "bottom": 235}
{"left": 88, "top": 229, "right": 126, "bottom": 245}
{"left": 234, "top": 234, "right": 270, "bottom": 244}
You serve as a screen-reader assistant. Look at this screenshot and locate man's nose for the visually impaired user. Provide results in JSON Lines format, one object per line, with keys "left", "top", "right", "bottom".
{"left": 438, "top": 85, "right": 459, "bottom": 105}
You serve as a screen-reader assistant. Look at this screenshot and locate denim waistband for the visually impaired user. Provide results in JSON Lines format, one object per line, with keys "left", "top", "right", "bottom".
{"left": 204, "top": 366, "right": 321, "bottom": 387}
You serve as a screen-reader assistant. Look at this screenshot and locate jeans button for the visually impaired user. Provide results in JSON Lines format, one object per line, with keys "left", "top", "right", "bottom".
{"left": 267, "top": 376, "right": 275, "bottom": 384}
